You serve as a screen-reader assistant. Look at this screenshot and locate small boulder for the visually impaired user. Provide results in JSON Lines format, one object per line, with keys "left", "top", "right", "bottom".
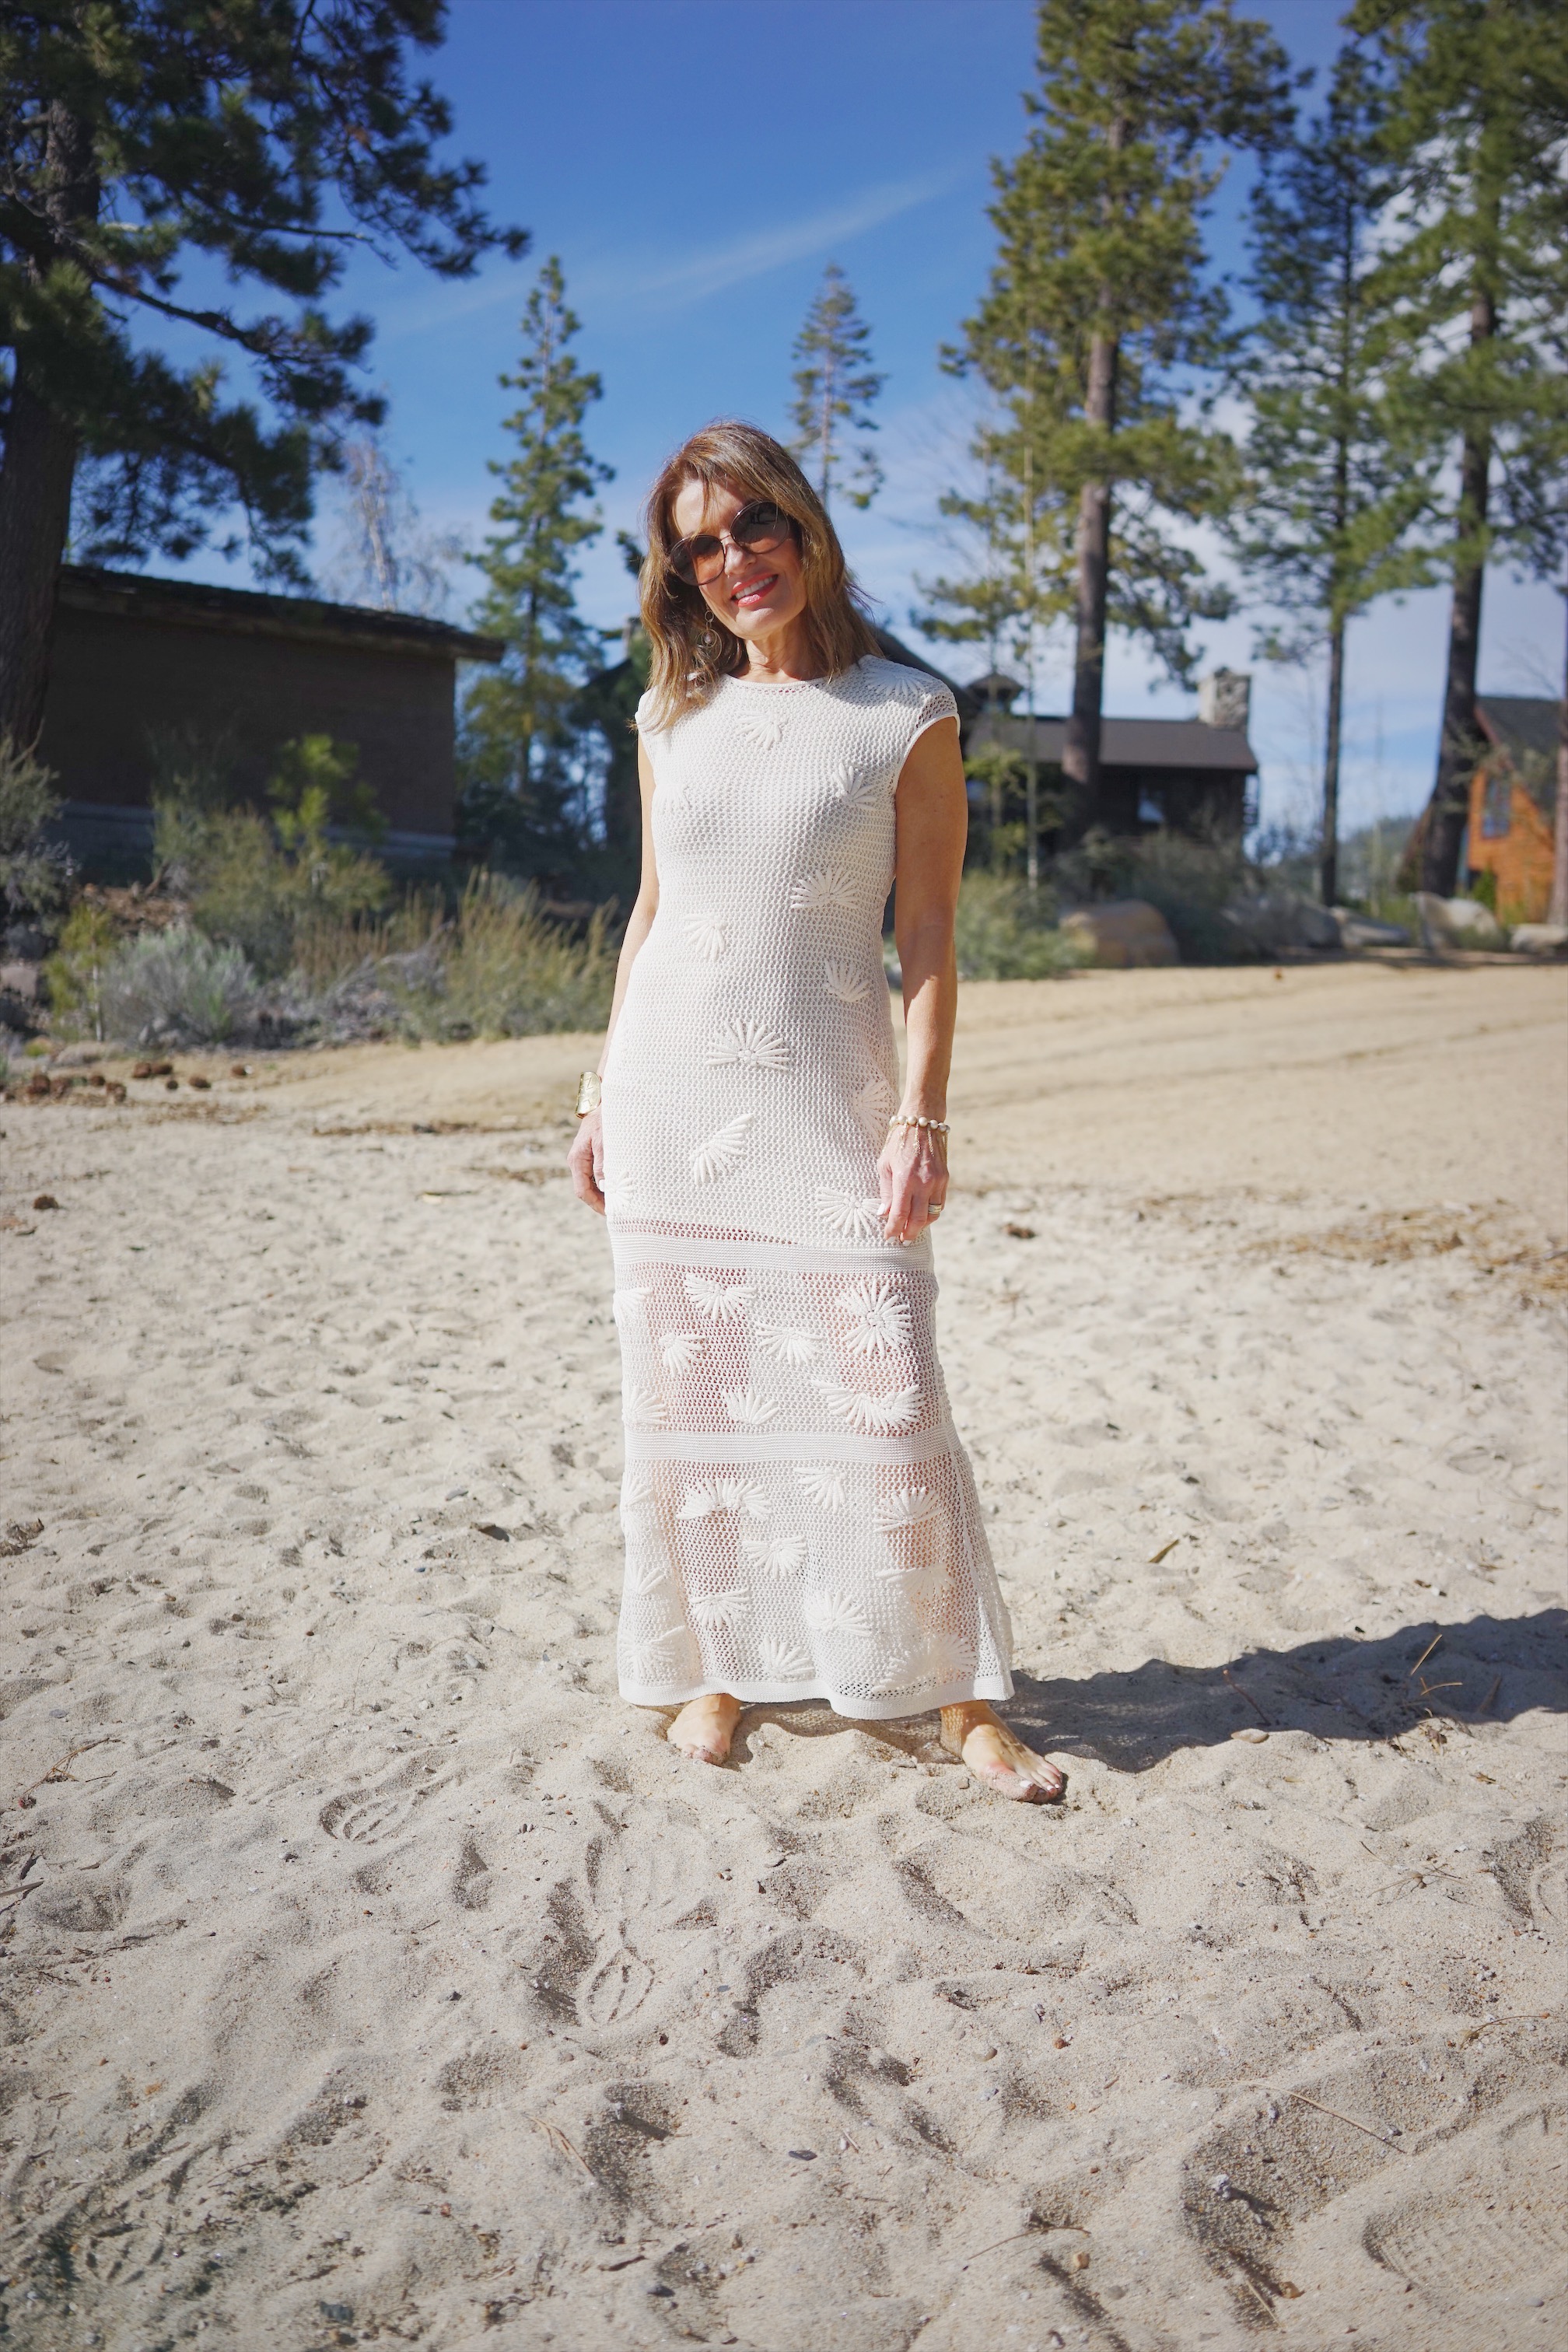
{"left": 1059, "top": 898, "right": 1179, "bottom": 968}
{"left": 1416, "top": 893, "right": 1506, "bottom": 950}
{"left": 1223, "top": 894, "right": 1341, "bottom": 953}
{"left": 1509, "top": 921, "right": 1568, "bottom": 955}
{"left": 1331, "top": 907, "right": 1410, "bottom": 948}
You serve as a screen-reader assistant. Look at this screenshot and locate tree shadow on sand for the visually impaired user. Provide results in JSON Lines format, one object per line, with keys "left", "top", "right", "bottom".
{"left": 724, "top": 1611, "right": 1566, "bottom": 1773}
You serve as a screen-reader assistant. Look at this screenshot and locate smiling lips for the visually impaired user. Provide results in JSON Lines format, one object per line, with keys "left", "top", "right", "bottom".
{"left": 730, "top": 567, "right": 779, "bottom": 611}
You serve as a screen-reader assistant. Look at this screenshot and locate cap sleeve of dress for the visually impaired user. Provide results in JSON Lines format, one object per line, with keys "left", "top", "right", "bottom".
{"left": 907, "top": 675, "right": 959, "bottom": 751}
{"left": 633, "top": 688, "right": 659, "bottom": 737}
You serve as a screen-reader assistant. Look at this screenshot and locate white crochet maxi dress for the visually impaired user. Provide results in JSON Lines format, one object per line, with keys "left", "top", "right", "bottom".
{"left": 602, "top": 655, "right": 1013, "bottom": 1720}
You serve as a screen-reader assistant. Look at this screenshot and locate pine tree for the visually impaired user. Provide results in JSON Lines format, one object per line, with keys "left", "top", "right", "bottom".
{"left": 462, "top": 258, "right": 611, "bottom": 872}
{"left": 789, "top": 264, "right": 884, "bottom": 510}
{"left": 917, "top": 446, "right": 1061, "bottom": 885}
{"left": 0, "top": 1, "right": 525, "bottom": 748}
{"left": 1229, "top": 42, "right": 1436, "bottom": 905}
{"left": 939, "top": 0, "right": 1292, "bottom": 834}
{"left": 1349, "top": 0, "right": 1568, "bottom": 894}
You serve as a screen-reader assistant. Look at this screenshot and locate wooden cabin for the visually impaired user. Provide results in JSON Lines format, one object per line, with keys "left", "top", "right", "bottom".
{"left": 963, "top": 667, "right": 1258, "bottom": 842}
{"left": 37, "top": 565, "right": 503, "bottom": 871}
{"left": 1465, "top": 695, "right": 1561, "bottom": 924}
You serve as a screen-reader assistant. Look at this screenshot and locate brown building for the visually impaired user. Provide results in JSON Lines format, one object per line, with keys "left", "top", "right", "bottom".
{"left": 964, "top": 667, "right": 1258, "bottom": 838}
{"left": 37, "top": 565, "right": 502, "bottom": 869}
{"left": 1465, "top": 695, "right": 1561, "bottom": 925}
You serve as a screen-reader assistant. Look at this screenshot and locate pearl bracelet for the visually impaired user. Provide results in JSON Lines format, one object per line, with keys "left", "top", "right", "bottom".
{"left": 887, "top": 1114, "right": 949, "bottom": 1136}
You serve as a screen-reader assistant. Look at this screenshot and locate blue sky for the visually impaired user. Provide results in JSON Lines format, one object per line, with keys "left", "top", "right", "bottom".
{"left": 190, "top": 0, "right": 1566, "bottom": 836}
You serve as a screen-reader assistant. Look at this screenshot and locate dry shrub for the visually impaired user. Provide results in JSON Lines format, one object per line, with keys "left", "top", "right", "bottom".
{"left": 389, "top": 873, "right": 616, "bottom": 1039}
{"left": 953, "top": 870, "right": 1089, "bottom": 980}
{"left": 97, "top": 927, "right": 259, "bottom": 1047}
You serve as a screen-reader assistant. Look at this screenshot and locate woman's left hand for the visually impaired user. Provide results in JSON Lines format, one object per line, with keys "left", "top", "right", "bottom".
{"left": 877, "top": 1122, "right": 948, "bottom": 1244}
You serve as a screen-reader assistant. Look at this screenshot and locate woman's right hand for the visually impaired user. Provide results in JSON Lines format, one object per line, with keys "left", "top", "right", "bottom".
{"left": 568, "top": 1105, "right": 607, "bottom": 1216}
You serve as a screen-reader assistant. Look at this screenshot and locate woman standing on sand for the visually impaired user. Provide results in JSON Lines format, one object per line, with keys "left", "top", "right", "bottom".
{"left": 568, "top": 421, "right": 1062, "bottom": 1803}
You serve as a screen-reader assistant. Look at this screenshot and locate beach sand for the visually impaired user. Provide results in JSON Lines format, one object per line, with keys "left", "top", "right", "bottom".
{"left": 2, "top": 957, "right": 1564, "bottom": 2350}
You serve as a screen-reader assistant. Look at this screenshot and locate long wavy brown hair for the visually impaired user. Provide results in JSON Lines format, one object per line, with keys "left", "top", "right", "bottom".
{"left": 639, "top": 420, "right": 881, "bottom": 729}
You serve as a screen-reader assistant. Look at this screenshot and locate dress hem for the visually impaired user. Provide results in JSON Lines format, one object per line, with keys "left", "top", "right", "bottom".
{"left": 618, "top": 1671, "right": 1014, "bottom": 1720}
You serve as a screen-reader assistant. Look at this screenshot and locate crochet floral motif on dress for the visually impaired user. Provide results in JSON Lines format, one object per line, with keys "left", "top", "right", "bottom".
{"left": 735, "top": 708, "right": 786, "bottom": 752}
{"left": 723, "top": 1386, "right": 781, "bottom": 1426}
{"left": 706, "top": 1017, "right": 791, "bottom": 1069}
{"left": 684, "top": 1273, "right": 752, "bottom": 1321}
{"left": 789, "top": 866, "right": 856, "bottom": 912}
{"left": 836, "top": 1277, "right": 912, "bottom": 1354}
{"left": 677, "top": 1479, "right": 772, "bottom": 1521}
{"left": 823, "top": 959, "right": 870, "bottom": 1003}
{"left": 796, "top": 1465, "right": 845, "bottom": 1510}
{"left": 690, "top": 1111, "right": 753, "bottom": 1184}
{"left": 814, "top": 1186, "right": 885, "bottom": 1240}
{"left": 816, "top": 1377, "right": 922, "bottom": 1432}
{"left": 754, "top": 1319, "right": 818, "bottom": 1365}
{"left": 684, "top": 917, "right": 729, "bottom": 961}
{"left": 852, "top": 1074, "right": 898, "bottom": 1146}
{"left": 826, "top": 762, "right": 883, "bottom": 813}
{"left": 740, "top": 1532, "right": 808, "bottom": 1578}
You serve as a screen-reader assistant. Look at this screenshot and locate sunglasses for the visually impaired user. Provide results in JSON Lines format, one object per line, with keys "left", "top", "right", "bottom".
{"left": 667, "top": 499, "right": 795, "bottom": 588}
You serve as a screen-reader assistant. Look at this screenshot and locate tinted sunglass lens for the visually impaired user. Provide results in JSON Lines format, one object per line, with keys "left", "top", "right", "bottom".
{"left": 671, "top": 534, "right": 722, "bottom": 585}
{"left": 735, "top": 503, "right": 787, "bottom": 551}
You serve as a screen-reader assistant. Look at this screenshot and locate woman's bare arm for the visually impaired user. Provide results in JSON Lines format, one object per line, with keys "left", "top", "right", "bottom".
{"left": 569, "top": 738, "right": 659, "bottom": 1215}
{"left": 880, "top": 713, "right": 966, "bottom": 1243}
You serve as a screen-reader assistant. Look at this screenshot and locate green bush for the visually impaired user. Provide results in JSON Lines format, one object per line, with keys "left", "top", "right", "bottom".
{"left": 153, "top": 732, "right": 390, "bottom": 978}
{"left": 1052, "top": 824, "right": 1252, "bottom": 962}
{"left": 98, "top": 927, "right": 259, "bottom": 1047}
{"left": 390, "top": 872, "right": 616, "bottom": 1039}
{"left": 953, "top": 870, "right": 1089, "bottom": 980}
{"left": 0, "top": 733, "right": 68, "bottom": 925}
{"left": 1124, "top": 827, "right": 1251, "bottom": 961}
{"left": 42, "top": 902, "right": 120, "bottom": 1038}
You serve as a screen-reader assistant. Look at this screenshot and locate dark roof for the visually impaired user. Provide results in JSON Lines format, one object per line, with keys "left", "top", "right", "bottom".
{"left": 1477, "top": 695, "right": 1561, "bottom": 764}
{"left": 970, "top": 710, "right": 1257, "bottom": 774}
{"left": 56, "top": 564, "right": 505, "bottom": 664}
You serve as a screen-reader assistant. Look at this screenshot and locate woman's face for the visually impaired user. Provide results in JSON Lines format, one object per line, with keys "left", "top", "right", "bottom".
{"left": 670, "top": 477, "right": 808, "bottom": 649}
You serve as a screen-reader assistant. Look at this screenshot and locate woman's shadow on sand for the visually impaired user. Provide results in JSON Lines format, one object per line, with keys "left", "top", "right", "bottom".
{"left": 723, "top": 1609, "right": 1566, "bottom": 1772}
{"left": 1002, "top": 1607, "right": 1567, "bottom": 1771}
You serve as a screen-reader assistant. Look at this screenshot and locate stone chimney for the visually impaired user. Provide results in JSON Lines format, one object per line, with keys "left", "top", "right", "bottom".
{"left": 1199, "top": 669, "right": 1251, "bottom": 733}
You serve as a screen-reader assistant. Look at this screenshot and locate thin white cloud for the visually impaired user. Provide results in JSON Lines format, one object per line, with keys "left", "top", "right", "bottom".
{"left": 378, "top": 166, "right": 965, "bottom": 339}
{"left": 577, "top": 168, "right": 965, "bottom": 310}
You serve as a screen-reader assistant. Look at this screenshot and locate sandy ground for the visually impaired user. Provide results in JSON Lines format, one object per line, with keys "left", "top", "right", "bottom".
{"left": 2, "top": 958, "right": 1565, "bottom": 2352}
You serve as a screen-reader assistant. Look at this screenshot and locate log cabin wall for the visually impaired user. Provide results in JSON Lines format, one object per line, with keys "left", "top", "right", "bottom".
{"left": 37, "top": 568, "right": 502, "bottom": 867}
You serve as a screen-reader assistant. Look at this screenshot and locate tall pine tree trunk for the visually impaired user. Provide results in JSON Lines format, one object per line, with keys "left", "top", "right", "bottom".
{"left": 1062, "top": 330, "right": 1117, "bottom": 829}
{"left": 1551, "top": 586, "right": 1568, "bottom": 928}
{"left": 1420, "top": 282, "right": 1496, "bottom": 897}
{"left": 1062, "top": 113, "right": 1124, "bottom": 835}
{"left": 1321, "top": 618, "right": 1345, "bottom": 908}
{"left": 0, "top": 367, "right": 78, "bottom": 747}
{"left": 0, "top": 102, "right": 96, "bottom": 748}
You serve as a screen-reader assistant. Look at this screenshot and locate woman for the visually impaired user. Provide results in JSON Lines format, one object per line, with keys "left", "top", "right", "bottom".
{"left": 569, "top": 421, "right": 1063, "bottom": 1803}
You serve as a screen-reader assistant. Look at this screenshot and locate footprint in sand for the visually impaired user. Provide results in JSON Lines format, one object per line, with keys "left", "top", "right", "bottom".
{"left": 317, "top": 1763, "right": 433, "bottom": 1844}
{"left": 1367, "top": 2169, "right": 1568, "bottom": 2298}
{"left": 530, "top": 1815, "right": 712, "bottom": 2028}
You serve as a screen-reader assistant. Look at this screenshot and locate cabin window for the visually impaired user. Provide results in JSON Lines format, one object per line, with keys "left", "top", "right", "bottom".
{"left": 1137, "top": 786, "right": 1166, "bottom": 826}
{"left": 1481, "top": 770, "right": 1512, "bottom": 838}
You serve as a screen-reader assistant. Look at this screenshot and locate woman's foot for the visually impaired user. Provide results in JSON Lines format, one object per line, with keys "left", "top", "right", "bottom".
{"left": 667, "top": 1692, "right": 743, "bottom": 1764}
{"left": 940, "top": 1702, "right": 1066, "bottom": 1803}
